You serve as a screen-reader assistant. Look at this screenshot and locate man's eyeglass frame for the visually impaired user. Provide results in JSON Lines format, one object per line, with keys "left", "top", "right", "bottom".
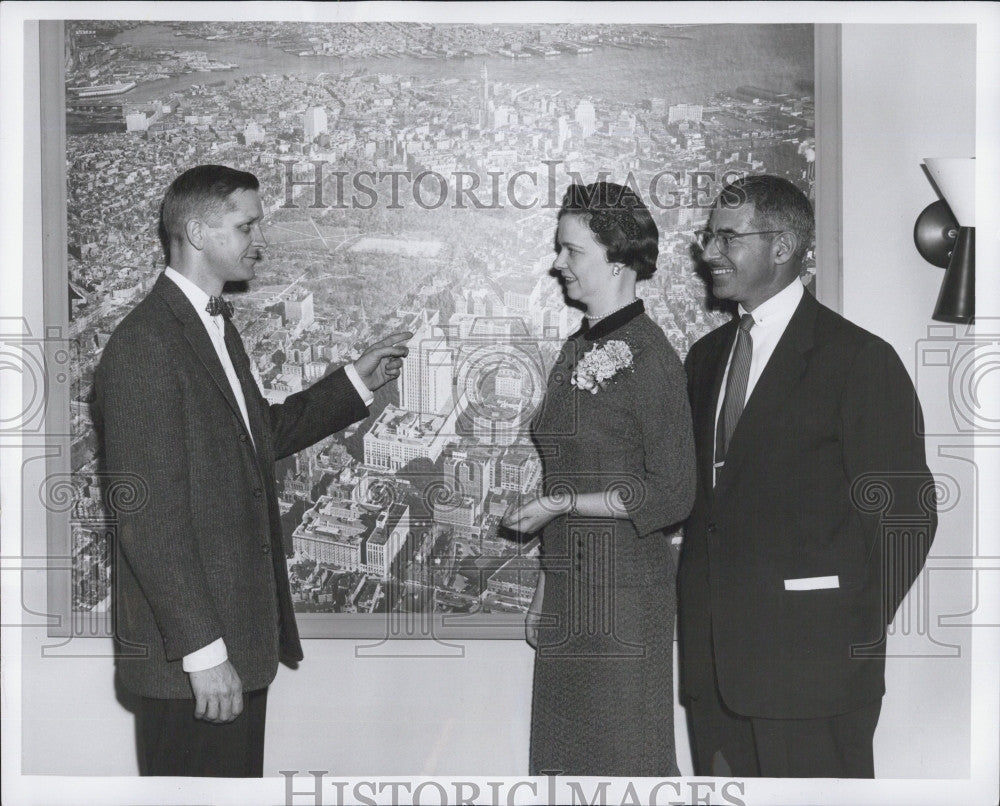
{"left": 693, "top": 229, "right": 786, "bottom": 255}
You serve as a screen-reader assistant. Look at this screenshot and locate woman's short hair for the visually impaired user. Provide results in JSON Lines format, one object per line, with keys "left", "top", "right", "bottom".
{"left": 557, "top": 182, "right": 659, "bottom": 280}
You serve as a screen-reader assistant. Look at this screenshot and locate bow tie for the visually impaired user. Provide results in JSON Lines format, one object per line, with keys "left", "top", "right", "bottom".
{"left": 206, "top": 296, "right": 234, "bottom": 319}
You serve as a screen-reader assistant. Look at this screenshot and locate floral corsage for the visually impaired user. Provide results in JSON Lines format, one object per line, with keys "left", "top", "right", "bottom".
{"left": 570, "top": 339, "right": 634, "bottom": 394}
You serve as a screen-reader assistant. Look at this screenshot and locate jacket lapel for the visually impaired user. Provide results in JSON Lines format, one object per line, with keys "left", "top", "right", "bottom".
{"left": 152, "top": 274, "right": 248, "bottom": 436}
{"left": 698, "top": 321, "right": 736, "bottom": 495}
{"left": 714, "top": 291, "right": 818, "bottom": 494}
{"left": 223, "top": 318, "right": 272, "bottom": 465}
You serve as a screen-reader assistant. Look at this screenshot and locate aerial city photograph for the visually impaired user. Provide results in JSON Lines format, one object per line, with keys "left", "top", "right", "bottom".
{"left": 64, "top": 20, "right": 815, "bottom": 629}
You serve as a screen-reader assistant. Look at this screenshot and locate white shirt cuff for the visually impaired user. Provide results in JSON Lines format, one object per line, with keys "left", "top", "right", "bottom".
{"left": 345, "top": 363, "right": 374, "bottom": 407}
{"left": 182, "top": 637, "right": 228, "bottom": 673}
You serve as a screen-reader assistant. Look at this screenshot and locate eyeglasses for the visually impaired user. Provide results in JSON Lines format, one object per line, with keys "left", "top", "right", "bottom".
{"left": 693, "top": 229, "right": 785, "bottom": 255}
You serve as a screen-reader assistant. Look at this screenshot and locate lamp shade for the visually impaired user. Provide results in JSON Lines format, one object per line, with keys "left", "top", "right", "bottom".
{"left": 923, "top": 157, "right": 975, "bottom": 227}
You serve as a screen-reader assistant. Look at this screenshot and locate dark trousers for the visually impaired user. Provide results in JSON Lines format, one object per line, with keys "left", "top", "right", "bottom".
{"left": 687, "top": 682, "right": 882, "bottom": 778}
{"left": 136, "top": 688, "right": 268, "bottom": 777}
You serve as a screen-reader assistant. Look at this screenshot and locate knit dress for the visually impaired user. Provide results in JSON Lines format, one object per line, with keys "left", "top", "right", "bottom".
{"left": 529, "top": 300, "right": 696, "bottom": 777}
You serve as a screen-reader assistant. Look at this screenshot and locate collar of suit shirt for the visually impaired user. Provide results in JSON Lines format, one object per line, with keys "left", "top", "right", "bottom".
{"left": 164, "top": 267, "right": 224, "bottom": 332}
{"left": 737, "top": 276, "right": 804, "bottom": 331}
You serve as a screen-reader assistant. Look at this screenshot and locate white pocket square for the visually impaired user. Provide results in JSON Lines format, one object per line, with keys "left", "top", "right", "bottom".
{"left": 784, "top": 575, "right": 840, "bottom": 591}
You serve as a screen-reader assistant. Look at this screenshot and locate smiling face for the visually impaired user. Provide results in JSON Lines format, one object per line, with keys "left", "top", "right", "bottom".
{"left": 702, "top": 200, "right": 796, "bottom": 312}
{"left": 552, "top": 214, "right": 619, "bottom": 313}
{"left": 200, "top": 188, "right": 267, "bottom": 285}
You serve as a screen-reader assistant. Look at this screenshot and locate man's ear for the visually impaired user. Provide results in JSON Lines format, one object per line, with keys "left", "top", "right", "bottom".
{"left": 773, "top": 231, "right": 798, "bottom": 266}
{"left": 185, "top": 218, "right": 205, "bottom": 251}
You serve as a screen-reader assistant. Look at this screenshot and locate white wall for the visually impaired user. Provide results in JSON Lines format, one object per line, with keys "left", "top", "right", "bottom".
{"left": 840, "top": 24, "right": 977, "bottom": 778}
{"left": 17, "top": 23, "right": 982, "bottom": 782}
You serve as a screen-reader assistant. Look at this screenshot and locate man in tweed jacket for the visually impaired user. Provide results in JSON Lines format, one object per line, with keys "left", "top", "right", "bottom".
{"left": 92, "top": 165, "right": 409, "bottom": 777}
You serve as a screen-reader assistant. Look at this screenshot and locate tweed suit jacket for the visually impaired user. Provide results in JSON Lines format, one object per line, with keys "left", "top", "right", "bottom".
{"left": 93, "top": 273, "right": 369, "bottom": 698}
{"left": 677, "top": 290, "right": 936, "bottom": 719}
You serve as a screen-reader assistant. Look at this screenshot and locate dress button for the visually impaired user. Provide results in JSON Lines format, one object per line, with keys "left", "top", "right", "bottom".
{"left": 262, "top": 543, "right": 271, "bottom": 554}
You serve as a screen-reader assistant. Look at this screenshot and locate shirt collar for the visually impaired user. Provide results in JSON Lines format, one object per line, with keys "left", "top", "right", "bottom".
{"left": 164, "top": 267, "right": 216, "bottom": 322}
{"left": 738, "top": 278, "right": 804, "bottom": 327}
{"left": 582, "top": 299, "right": 645, "bottom": 341}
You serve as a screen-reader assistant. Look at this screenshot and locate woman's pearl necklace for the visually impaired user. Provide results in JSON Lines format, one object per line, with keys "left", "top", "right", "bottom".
{"left": 585, "top": 298, "right": 638, "bottom": 321}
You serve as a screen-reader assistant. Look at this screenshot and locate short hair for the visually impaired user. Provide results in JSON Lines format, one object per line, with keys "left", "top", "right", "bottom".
{"left": 158, "top": 164, "right": 259, "bottom": 263}
{"left": 717, "top": 174, "right": 814, "bottom": 265}
{"left": 557, "top": 181, "right": 659, "bottom": 280}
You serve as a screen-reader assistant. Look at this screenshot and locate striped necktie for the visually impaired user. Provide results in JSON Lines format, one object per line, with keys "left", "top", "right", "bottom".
{"left": 715, "top": 313, "right": 755, "bottom": 466}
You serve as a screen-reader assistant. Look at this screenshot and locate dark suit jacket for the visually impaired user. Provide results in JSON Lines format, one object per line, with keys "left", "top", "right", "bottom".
{"left": 92, "top": 273, "right": 369, "bottom": 698}
{"left": 677, "top": 291, "right": 936, "bottom": 719}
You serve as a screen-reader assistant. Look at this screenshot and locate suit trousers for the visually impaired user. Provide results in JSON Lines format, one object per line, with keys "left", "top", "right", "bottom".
{"left": 687, "top": 679, "right": 882, "bottom": 778}
{"left": 136, "top": 688, "right": 268, "bottom": 777}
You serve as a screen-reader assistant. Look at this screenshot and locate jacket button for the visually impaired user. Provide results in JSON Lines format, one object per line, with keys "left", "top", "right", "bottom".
{"left": 253, "top": 488, "right": 263, "bottom": 498}
{"left": 262, "top": 543, "right": 271, "bottom": 554}
{"left": 239, "top": 433, "right": 248, "bottom": 443}
{"left": 707, "top": 523, "right": 717, "bottom": 533}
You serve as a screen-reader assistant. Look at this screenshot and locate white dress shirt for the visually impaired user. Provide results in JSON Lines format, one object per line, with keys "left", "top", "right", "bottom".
{"left": 163, "top": 268, "right": 373, "bottom": 672}
{"left": 165, "top": 268, "right": 255, "bottom": 448}
{"left": 713, "top": 279, "right": 804, "bottom": 483}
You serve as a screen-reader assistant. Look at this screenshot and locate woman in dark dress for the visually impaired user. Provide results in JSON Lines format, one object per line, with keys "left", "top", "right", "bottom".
{"left": 503, "top": 182, "right": 696, "bottom": 777}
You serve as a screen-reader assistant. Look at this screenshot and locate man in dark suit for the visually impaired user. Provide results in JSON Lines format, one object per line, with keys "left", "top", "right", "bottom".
{"left": 677, "top": 175, "right": 936, "bottom": 777}
{"left": 92, "top": 164, "right": 409, "bottom": 777}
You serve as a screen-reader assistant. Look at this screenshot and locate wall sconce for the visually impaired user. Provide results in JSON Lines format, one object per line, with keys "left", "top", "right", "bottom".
{"left": 913, "top": 157, "right": 975, "bottom": 324}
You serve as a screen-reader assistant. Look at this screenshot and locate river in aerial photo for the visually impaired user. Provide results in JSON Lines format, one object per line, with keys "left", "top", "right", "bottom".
{"left": 109, "top": 22, "right": 813, "bottom": 108}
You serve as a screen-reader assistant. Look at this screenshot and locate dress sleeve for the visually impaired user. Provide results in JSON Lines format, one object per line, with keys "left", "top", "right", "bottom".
{"left": 625, "top": 340, "right": 697, "bottom": 537}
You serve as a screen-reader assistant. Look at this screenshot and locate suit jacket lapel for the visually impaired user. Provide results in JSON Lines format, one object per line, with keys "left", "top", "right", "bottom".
{"left": 152, "top": 274, "right": 249, "bottom": 439}
{"left": 223, "top": 318, "right": 272, "bottom": 465}
{"left": 695, "top": 320, "right": 737, "bottom": 496}
{"left": 715, "top": 291, "right": 818, "bottom": 494}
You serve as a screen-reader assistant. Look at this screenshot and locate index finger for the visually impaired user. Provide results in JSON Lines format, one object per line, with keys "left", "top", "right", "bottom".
{"left": 372, "top": 330, "right": 412, "bottom": 348}
{"left": 500, "top": 506, "right": 520, "bottom": 527}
